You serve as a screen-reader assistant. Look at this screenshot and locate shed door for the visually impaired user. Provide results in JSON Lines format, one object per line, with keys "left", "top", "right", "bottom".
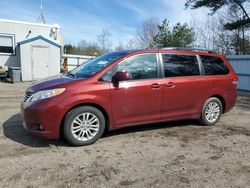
{"left": 32, "top": 46, "right": 49, "bottom": 79}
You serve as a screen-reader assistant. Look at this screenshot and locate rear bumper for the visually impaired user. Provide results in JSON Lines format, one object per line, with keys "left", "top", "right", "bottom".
{"left": 20, "top": 98, "right": 64, "bottom": 140}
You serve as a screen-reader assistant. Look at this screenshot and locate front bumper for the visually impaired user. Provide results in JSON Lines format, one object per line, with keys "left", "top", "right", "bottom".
{"left": 20, "top": 98, "right": 64, "bottom": 139}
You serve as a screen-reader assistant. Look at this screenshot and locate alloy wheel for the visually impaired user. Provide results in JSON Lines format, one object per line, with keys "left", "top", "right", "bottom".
{"left": 71, "top": 112, "right": 100, "bottom": 141}
{"left": 205, "top": 102, "right": 220, "bottom": 123}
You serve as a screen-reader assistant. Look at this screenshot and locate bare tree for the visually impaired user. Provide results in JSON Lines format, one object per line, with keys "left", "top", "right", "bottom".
{"left": 77, "top": 40, "right": 88, "bottom": 48}
{"left": 126, "top": 38, "right": 140, "bottom": 49}
{"left": 79, "top": 40, "right": 100, "bottom": 55}
{"left": 115, "top": 41, "right": 125, "bottom": 51}
{"left": 187, "top": 0, "right": 250, "bottom": 54}
{"left": 191, "top": 13, "right": 235, "bottom": 54}
{"left": 136, "top": 18, "right": 159, "bottom": 48}
{"left": 97, "top": 29, "right": 112, "bottom": 54}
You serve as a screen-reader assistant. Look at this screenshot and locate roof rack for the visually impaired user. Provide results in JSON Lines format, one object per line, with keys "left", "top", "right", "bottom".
{"left": 161, "top": 47, "right": 216, "bottom": 53}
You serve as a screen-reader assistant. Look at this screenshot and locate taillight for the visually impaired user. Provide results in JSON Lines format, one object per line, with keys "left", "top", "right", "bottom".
{"left": 232, "top": 76, "right": 238, "bottom": 85}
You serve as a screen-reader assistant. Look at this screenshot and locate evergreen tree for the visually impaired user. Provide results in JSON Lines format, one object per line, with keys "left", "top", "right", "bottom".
{"left": 154, "top": 19, "right": 195, "bottom": 48}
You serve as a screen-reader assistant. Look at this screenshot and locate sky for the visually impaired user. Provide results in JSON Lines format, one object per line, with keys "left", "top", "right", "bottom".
{"left": 0, "top": 0, "right": 207, "bottom": 47}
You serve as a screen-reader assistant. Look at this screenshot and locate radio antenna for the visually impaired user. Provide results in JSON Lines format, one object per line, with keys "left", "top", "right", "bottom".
{"left": 37, "top": 0, "right": 46, "bottom": 24}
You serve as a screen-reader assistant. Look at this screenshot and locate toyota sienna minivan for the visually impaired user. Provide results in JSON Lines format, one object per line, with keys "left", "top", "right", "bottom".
{"left": 21, "top": 48, "right": 238, "bottom": 146}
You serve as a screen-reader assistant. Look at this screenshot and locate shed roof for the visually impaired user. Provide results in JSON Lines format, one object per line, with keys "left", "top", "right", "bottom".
{"left": 18, "top": 35, "right": 61, "bottom": 48}
{"left": 0, "top": 19, "right": 60, "bottom": 28}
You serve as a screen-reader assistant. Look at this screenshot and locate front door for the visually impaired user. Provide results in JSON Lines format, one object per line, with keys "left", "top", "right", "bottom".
{"left": 32, "top": 46, "right": 49, "bottom": 79}
{"left": 110, "top": 53, "right": 163, "bottom": 127}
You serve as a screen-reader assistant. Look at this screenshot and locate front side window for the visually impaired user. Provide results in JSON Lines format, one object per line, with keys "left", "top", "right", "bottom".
{"left": 114, "top": 54, "right": 158, "bottom": 80}
{"left": 0, "top": 34, "right": 15, "bottom": 55}
{"left": 162, "top": 54, "right": 200, "bottom": 77}
{"left": 200, "top": 55, "right": 229, "bottom": 75}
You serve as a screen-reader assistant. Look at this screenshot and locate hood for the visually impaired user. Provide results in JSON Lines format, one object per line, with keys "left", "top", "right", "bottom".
{"left": 26, "top": 75, "right": 76, "bottom": 93}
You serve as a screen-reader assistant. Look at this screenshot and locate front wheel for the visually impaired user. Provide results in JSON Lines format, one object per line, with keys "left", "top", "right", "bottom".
{"left": 199, "top": 97, "right": 223, "bottom": 125}
{"left": 63, "top": 106, "right": 106, "bottom": 146}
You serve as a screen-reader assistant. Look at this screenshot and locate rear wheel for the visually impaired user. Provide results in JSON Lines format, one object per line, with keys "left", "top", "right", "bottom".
{"left": 63, "top": 106, "right": 105, "bottom": 146}
{"left": 199, "top": 97, "right": 223, "bottom": 125}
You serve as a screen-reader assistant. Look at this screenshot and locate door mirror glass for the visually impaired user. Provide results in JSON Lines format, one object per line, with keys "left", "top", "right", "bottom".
{"left": 112, "top": 71, "right": 130, "bottom": 83}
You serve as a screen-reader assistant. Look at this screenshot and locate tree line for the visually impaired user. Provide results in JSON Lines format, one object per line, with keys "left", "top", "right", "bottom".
{"left": 64, "top": 0, "right": 250, "bottom": 55}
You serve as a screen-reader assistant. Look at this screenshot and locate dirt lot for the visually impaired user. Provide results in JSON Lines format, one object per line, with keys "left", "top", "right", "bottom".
{"left": 0, "top": 82, "right": 250, "bottom": 188}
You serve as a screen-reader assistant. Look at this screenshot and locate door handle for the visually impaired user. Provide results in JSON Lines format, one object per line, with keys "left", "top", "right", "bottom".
{"left": 151, "top": 83, "right": 161, "bottom": 89}
{"left": 166, "top": 82, "right": 175, "bottom": 88}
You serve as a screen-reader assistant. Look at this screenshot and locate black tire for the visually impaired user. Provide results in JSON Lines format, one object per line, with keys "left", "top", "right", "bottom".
{"left": 63, "top": 106, "right": 106, "bottom": 146}
{"left": 199, "top": 97, "right": 223, "bottom": 126}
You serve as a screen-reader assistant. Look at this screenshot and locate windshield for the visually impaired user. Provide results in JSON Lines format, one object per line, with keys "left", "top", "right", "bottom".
{"left": 66, "top": 51, "right": 129, "bottom": 79}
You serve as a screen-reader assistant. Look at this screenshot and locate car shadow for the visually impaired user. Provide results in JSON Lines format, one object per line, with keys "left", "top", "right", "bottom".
{"left": 3, "top": 113, "right": 199, "bottom": 147}
{"left": 103, "top": 119, "right": 198, "bottom": 138}
{"left": 236, "top": 95, "right": 250, "bottom": 110}
{"left": 3, "top": 113, "right": 67, "bottom": 147}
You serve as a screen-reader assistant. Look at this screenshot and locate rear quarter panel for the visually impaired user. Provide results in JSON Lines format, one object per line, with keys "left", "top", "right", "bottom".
{"left": 209, "top": 75, "right": 236, "bottom": 112}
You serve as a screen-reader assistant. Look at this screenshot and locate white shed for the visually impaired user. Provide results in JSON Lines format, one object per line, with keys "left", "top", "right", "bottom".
{"left": 0, "top": 19, "right": 63, "bottom": 81}
{"left": 18, "top": 36, "right": 61, "bottom": 81}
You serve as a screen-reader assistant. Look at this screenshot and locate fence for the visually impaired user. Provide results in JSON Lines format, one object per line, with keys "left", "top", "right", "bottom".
{"left": 62, "top": 54, "right": 95, "bottom": 71}
{"left": 227, "top": 55, "right": 250, "bottom": 92}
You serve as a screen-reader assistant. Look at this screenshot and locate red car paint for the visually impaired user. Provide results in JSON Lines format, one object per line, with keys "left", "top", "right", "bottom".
{"left": 21, "top": 49, "right": 238, "bottom": 139}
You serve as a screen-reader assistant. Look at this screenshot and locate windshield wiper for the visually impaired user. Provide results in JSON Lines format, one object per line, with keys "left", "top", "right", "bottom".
{"left": 65, "top": 73, "right": 76, "bottom": 78}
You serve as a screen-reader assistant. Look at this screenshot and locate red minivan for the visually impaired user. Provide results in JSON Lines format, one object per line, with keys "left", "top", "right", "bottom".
{"left": 21, "top": 48, "right": 238, "bottom": 146}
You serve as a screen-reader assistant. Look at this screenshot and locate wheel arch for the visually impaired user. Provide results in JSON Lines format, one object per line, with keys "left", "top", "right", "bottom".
{"left": 209, "top": 94, "right": 226, "bottom": 113}
{"left": 59, "top": 102, "right": 110, "bottom": 139}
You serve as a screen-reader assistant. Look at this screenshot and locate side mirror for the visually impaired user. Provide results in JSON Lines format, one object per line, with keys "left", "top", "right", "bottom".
{"left": 112, "top": 71, "right": 130, "bottom": 87}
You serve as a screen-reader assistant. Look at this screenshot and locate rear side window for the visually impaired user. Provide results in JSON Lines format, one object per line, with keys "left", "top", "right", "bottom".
{"left": 200, "top": 55, "right": 229, "bottom": 75}
{"left": 162, "top": 54, "right": 200, "bottom": 77}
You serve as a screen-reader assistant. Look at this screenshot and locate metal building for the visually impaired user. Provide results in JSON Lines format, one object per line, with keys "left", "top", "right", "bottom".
{"left": 0, "top": 19, "right": 63, "bottom": 81}
{"left": 227, "top": 55, "right": 250, "bottom": 92}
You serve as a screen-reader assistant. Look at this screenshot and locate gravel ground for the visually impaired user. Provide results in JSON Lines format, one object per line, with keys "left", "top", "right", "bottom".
{"left": 0, "top": 82, "right": 250, "bottom": 188}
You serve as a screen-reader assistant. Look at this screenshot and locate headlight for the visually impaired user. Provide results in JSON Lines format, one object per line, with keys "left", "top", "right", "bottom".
{"left": 27, "top": 88, "right": 65, "bottom": 103}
